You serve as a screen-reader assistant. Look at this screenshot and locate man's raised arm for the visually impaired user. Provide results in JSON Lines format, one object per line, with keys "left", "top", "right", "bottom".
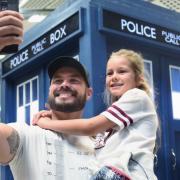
{"left": 0, "top": 123, "right": 20, "bottom": 164}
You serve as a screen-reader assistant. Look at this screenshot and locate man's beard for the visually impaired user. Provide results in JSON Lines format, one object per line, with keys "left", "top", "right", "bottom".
{"left": 47, "top": 87, "right": 87, "bottom": 112}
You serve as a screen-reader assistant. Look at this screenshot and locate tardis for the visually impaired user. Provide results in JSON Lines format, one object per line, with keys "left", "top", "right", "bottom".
{"left": 1, "top": 0, "right": 180, "bottom": 179}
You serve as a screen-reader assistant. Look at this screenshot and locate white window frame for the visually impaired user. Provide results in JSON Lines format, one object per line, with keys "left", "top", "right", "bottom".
{"left": 16, "top": 76, "right": 39, "bottom": 124}
{"left": 144, "top": 59, "right": 154, "bottom": 99}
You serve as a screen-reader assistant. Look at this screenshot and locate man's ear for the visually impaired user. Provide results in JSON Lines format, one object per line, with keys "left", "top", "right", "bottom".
{"left": 86, "top": 87, "right": 93, "bottom": 100}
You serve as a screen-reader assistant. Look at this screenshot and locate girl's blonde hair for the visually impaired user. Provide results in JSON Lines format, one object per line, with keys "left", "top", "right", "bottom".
{"left": 103, "top": 49, "right": 151, "bottom": 106}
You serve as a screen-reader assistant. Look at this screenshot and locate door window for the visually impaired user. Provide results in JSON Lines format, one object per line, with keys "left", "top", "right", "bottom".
{"left": 16, "top": 76, "right": 39, "bottom": 124}
{"left": 170, "top": 65, "right": 180, "bottom": 120}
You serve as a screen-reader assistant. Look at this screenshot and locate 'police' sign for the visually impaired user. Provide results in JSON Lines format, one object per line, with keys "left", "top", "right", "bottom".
{"left": 2, "top": 12, "right": 79, "bottom": 75}
{"left": 102, "top": 9, "right": 180, "bottom": 48}
{"left": 121, "top": 19, "right": 156, "bottom": 39}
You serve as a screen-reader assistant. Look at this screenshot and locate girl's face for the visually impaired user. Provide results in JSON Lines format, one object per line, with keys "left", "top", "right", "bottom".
{"left": 106, "top": 55, "right": 138, "bottom": 98}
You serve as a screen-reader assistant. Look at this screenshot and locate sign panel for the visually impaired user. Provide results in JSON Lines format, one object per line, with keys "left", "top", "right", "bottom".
{"left": 102, "top": 9, "right": 180, "bottom": 48}
{"left": 2, "top": 12, "right": 80, "bottom": 75}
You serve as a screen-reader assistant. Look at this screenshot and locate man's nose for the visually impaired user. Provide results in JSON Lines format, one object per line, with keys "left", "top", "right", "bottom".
{"left": 60, "top": 80, "right": 70, "bottom": 87}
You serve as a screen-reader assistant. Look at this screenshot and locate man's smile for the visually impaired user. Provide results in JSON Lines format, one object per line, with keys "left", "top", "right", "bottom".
{"left": 54, "top": 89, "right": 77, "bottom": 99}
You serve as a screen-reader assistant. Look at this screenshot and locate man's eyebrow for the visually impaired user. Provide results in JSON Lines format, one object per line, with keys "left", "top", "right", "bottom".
{"left": 70, "top": 74, "right": 82, "bottom": 78}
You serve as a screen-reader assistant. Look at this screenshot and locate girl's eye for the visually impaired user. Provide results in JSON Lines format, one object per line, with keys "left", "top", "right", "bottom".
{"left": 119, "top": 70, "right": 126, "bottom": 73}
{"left": 118, "top": 69, "right": 128, "bottom": 74}
{"left": 106, "top": 71, "right": 113, "bottom": 76}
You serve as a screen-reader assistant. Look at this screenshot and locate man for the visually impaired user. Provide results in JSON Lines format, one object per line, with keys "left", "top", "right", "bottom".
{"left": 0, "top": 10, "right": 23, "bottom": 51}
{"left": 0, "top": 57, "right": 95, "bottom": 180}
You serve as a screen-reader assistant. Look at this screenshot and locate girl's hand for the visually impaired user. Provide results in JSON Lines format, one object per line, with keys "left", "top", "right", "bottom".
{"left": 32, "top": 110, "right": 52, "bottom": 125}
{"left": 34, "top": 117, "right": 52, "bottom": 130}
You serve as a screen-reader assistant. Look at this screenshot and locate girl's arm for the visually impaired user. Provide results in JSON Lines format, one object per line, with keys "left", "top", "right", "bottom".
{"left": 34, "top": 115, "right": 116, "bottom": 136}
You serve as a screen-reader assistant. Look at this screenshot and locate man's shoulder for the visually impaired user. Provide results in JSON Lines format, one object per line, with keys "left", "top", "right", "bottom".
{"left": 8, "top": 122, "right": 29, "bottom": 131}
{"left": 8, "top": 122, "right": 46, "bottom": 135}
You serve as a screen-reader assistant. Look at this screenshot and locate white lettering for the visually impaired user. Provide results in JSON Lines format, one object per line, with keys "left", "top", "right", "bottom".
{"left": 121, "top": 19, "right": 157, "bottom": 39}
{"left": 50, "top": 25, "right": 67, "bottom": 44}
{"left": 10, "top": 49, "right": 29, "bottom": 69}
{"left": 31, "top": 38, "right": 46, "bottom": 55}
{"left": 121, "top": 19, "right": 127, "bottom": 30}
{"left": 151, "top": 28, "right": 156, "bottom": 39}
{"left": 144, "top": 26, "right": 151, "bottom": 37}
{"left": 136, "top": 23, "right": 143, "bottom": 35}
{"left": 162, "top": 31, "right": 180, "bottom": 46}
{"left": 127, "top": 21, "right": 136, "bottom": 33}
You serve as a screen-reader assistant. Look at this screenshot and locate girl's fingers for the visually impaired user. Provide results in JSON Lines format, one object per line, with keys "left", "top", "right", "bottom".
{"left": 32, "top": 110, "right": 52, "bottom": 125}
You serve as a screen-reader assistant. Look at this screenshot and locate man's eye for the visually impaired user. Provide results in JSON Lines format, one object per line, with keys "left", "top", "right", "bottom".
{"left": 70, "top": 79, "right": 80, "bottom": 83}
{"left": 53, "top": 79, "right": 62, "bottom": 84}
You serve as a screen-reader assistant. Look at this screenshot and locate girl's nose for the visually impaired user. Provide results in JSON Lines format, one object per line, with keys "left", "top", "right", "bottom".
{"left": 112, "top": 73, "right": 118, "bottom": 81}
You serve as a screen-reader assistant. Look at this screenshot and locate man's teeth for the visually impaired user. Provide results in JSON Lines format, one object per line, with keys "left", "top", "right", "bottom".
{"left": 58, "top": 93, "right": 72, "bottom": 98}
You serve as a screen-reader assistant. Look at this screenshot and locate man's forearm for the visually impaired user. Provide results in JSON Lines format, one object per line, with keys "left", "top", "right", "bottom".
{"left": 0, "top": 123, "right": 20, "bottom": 164}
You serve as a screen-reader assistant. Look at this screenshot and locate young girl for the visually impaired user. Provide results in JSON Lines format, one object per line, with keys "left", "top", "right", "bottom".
{"left": 33, "top": 49, "right": 158, "bottom": 180}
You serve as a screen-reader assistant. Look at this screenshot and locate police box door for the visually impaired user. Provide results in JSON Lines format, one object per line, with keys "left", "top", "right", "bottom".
{"left": 160, "top": 56, "right": 180, "bottom": 180}
{"left": 142, "top": 52, "right": 180, "bottom": 180}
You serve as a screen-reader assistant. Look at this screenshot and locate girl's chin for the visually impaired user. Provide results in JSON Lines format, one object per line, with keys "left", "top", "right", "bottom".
{"left": 111, "top": 91, "right": 122, "bottom": 97}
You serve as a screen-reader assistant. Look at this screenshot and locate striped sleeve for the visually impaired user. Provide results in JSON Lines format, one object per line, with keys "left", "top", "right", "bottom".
{"left": 101, "top": 104, "right": 133, "bottom": 129}
{"left": 101, "top": 88, "right": 152, "bottom": 130}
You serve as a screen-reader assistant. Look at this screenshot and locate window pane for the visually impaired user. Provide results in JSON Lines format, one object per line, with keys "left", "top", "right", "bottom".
{"left": 25, "top": 83, "right": 30, "bottom": 104}
{"left": 170, "top": 66, "right": 180, "bottom": 120}
{"left": 171, "top": 68, "right": 180, "bottom": 92}
{"left": 25, "top": 105, "right": 30, "bottom": 124}
{"left": 18, "top": 86, "right": 24, "bottom": 107}
{"left": 32, "top": 79, "right": 38, "bottom": 101}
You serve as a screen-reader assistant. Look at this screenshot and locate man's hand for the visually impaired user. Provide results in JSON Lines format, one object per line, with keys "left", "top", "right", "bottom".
{"left": 32, "top": 110, "right": 52, "bottom": 125}
{"left": 0, "top": 10, "right": 23, "bottom": 51}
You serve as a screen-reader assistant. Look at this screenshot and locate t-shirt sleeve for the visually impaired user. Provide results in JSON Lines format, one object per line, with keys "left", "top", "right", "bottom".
{"left": 101, "top": 88, "right": 155, "bottom": 130}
